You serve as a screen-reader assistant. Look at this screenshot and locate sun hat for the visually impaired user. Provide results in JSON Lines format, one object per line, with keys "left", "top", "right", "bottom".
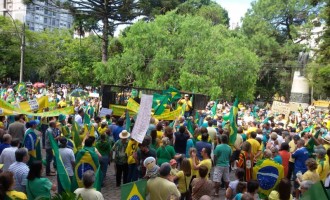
{"left": 119, "top": 130, "right": 130, "bottom": 139}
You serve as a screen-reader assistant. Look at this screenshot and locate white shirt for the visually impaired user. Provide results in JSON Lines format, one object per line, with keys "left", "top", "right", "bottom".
{"left": 59, "top": 147, "right": 75, "bottom": 176}
{"left": 75, "top": 114, "right": 83, "bottom": 127}
{"left": 0, "top": 147, "right": 18, "bottom": 171}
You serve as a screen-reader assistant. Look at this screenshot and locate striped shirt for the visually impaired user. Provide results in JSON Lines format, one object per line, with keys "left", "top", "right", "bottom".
{"left": 8, "top": 162, "right": 29, "bottom": 193}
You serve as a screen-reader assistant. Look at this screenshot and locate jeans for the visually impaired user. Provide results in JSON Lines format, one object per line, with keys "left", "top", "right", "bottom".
{"left": 100, "top": 155, "right": 110, "bottom": 184}
{"left": 46, "top": 148, "right": 54, "bottom": 174}
{"left": 127, "top": 163, "right": 138, "bottom": 182}
{"left": 116, "top": 163, "right": 128, "bottom": 186}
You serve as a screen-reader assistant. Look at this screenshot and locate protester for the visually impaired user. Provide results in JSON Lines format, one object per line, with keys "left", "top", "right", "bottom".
{"left": 147, "top": 162, "right": 181, "bottom": 200}
{"left": 237, "top": 141, "right": 254, "bottom": 182}
{"left": 279, "top": 142, "right": 291, "bottom": 177}
{"left": 157, "top": 137, "right": 177, "bottom": 165}
{"left": 45, "top": 121, "right": 59, "bottom": 176}
{"left": 191, "top": 165, "right": 213, "bottom": 200}
{"left": 26, "top": 161, "right": 56, "bottom": 200}
{"left": 112, "top": 130, "right": 129, "bottom": 187}
{"left": 126, "top": 137, "right": 139, "bottom": 182}
{"left": 0, "top": 138, "right": 20, "bottom": 171}
{"left": 268, "top": 178, "right": 293, "bottom": 200}
{"left": 23, "top": 120, "right": 41, "bottom": 166}
{"left": 0, "top": 171, "right": 27, "bottom": 200}
{"left": 8, "top": 148, "right": 29, "bottom": 193}
{"left": 225, "top": 168, "right": 245, "bottom": 200}
{"left": 135, "top": 136, "right": 157, "bottom": 178}
{"left": 58, "top": 137, "right": 75, "bottom": 194}
{"left": 191, "top": 147, "right": 212, "bottom": 179}
{"left": 173, "top": 158, "right": 192, "bottom": 200}
{"left": 74, "top": 170, "right": 104, "bottom": 200}
{"left": 7, "top": 115, "right": 25, "bottom": 144}
{"left": 0, "top": 134, "right": 12, "bottom": 155}
{"left": 96, "top": 134, "right": 111, "bottom": 185}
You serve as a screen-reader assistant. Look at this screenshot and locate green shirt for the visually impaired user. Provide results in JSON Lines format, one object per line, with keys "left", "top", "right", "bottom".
{"left": 156, "top": 145, "right": 176, "bottom": 165}
{"left": 96, "top": 140, "right": 111, "bottom": 156}
{"left": 214, "top": 144, "right": 232, "bottom": 167}
{"left": 27, "top": 178, "right": 52, "bottom": 200}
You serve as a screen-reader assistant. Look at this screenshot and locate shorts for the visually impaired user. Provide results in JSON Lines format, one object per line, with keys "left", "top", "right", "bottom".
{"left": 213, "top": 166, "right": 230, "bottom": 183}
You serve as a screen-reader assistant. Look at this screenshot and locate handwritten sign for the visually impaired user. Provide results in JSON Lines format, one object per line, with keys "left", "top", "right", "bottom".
{"left": 271, "top": 101, "right": 293, "bottom": 118}
{"left": 131, "top": 94, "right": 153, "bottom": 143}
{"left": 28, "top": 99, "right": 39, "bottom": 111}
{"left": 99, "top": 108, "right": 113, "bottom": 117}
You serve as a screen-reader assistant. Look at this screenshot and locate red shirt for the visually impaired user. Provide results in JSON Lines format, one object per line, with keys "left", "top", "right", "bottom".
{"left": 279, "top": 150, "right": 291, "bottom": 177}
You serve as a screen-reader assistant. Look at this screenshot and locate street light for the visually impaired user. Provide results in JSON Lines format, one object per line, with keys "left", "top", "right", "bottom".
{"left": 1, "top": 9, "right": 25, "bottom": 83}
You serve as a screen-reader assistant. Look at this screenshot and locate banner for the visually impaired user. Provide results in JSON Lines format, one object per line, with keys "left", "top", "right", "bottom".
{"left": 0, "top": 98, "right": 74, "bottom": 116}
{"left": 19, "top": 96, "right": 49, "bottom": 112}
{"left": 126, "top": 98, "right": 140, "bottom": 113}
{"left": 154, "top": 107, "right": 182, "bottom": 120}
{"left": 131, "top": 94, "right": 153, "bottom": 143}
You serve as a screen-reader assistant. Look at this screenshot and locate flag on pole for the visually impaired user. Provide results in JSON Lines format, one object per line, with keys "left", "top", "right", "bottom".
{"left": 211, "top": 100, "right": 218, "bottom": 117}
{"left": 228, "top": 98, "right": 239, "bottom": 145}
{"left": 162, "top": 87, "right": 181, "bottom": 103}
{"left": 187, "top": 119, "right": 194, "bottom": 134}
{"left": 71, "top": 121, "right": 82, "bottom": 151}
{"left": 152, "top": 93, "right": 168, "bottom": 115}
{"left": 49, "top": 133, "right": 71, "bottom": 191}
{"left": 121, "top": 179, "right": 147, "bottom": 200}
{"left": 23, "top": 128, "right": 42, "bottom": 166}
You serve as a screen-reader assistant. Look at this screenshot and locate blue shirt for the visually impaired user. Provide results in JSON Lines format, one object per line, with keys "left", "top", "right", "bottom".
{"left": 112, "top": 126, "right": 124, "bottom": 142}
{"left": 292, "top": 147, "right": 309, "bottom": 174}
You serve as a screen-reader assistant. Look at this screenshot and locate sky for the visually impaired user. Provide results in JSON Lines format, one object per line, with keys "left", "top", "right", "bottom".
{"left": 216, "top": 0, "right": 254, "bottom": 27}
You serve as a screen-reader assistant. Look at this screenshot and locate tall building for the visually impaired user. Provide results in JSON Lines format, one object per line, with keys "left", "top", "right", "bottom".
{"left": 0, "top": 0, "right": 73, "bottom": 31}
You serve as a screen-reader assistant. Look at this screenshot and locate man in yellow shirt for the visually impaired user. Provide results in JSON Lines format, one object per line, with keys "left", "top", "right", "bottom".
{"left": 315, "top": 147, "right": 330, "bottom": 182}
{"left": 191, "top": 147, "right": 212, "bottom": 179}
{"left": 57, "top": 97, "right": 67, "bottom": 108}
{"left": 125, "top": 138, "right": 139, "bottom": 182}
{"left": 246, "top": 132, "right": 262, "bottom": 162}
{"left": 178, "top": 94, "right": 193, "bottom": 118}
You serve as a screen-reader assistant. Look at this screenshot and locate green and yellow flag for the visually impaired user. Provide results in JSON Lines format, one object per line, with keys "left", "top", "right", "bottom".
{"left": 121, "top": 179, "right": 147, "bottom": 200}
{"left": 14, "top": 82, "right": 26, "bottom": 97}
{"left": 71, "top": 147, "right": 101, "bottom": 191}
{"left": 162, "top": 87, "right": 181, "bottom": 103}
{"left": 49, "top": 131, "right": 71, "bottom": 191}
{"left": 228, "top": 98, "right": 239, "bottom": 145}
{"left": 71, "top": 121, "right": 82, "bottom": 151}
{"left": 152, "top": 93, "right": 168, "bottom": 115}
{"left": 301, "top": 181, "right": 330, "bottom": 200}
{"left": 23, "top": 128, "right": 42, "bottom": 166}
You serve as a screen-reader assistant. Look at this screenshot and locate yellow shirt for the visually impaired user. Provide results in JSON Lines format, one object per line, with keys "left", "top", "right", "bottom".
{"left": 197, "top": 158, "right": 212, "bottom": 179}
{"left": 246, "top": 127, "right": 257, "bottom": 138}
{"left": 178, "top": 99, "right": 192, "bottom": 111}
{"left": 156, "top": 131, "right": 163, "bottom": 140}
{"left": 58, "top": 100, "right": 67, "bottom": 107}
{"left": 317, "top": 159, "right": 330, "bottom": 182}
{"left": 6, "top": 190, "right": 27, "bottom": 200}
{"left": 247, "top": 138, "right": 261, "bottom": 157}
{"left": 0, "top": 121, "right": 4, "bottom": 129}
{"left": 289, "top": 140, "right": 296, "bottom": 163}
{"left": 189, "top": 158, "right": 199, "bottom": 177}
{"left": 97, "top": 126, "right": 108, "bottom": 135}
{"left": 268, "top": 190, "right": 293, "bottom": 200}
{"left": 176, "top": 171, "right": 192, "bottom": 193}
{"left": 302, "top": 170, "right": 320, "bottom": 183}
{"left": 125, "top": 139, "right": 139, "bottom": 164}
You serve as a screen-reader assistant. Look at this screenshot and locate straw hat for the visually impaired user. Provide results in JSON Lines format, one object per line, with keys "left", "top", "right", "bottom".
{"left": 119, "top": 130, "right": 130, "bottom": 139}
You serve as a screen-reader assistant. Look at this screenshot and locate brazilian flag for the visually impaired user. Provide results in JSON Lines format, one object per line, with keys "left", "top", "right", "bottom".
{"left": 162, "top": 87, "right": 181, "bottom": 103}
{"left": 23, "top": 128, "right": 41, "bottom": 166}
{"left": 72, "top": 146, "right": 101, "bottom": 191}
{"left": 228, "top": 98, "right": 239, "bottom": 145}
{"left": 48, "top": 130, "right": 71, "bottom": 191}
{"left": 71, "top": 121, "right": 82, "bottom": 151}
{"left": 152, "top": 93, "right": 168, "bottom": 115}
{"left": 83, "top": 113, "right": 91, "bottom": 125}
{"left": 186, "top": 119, "right": 194, "bottom": 135}
{"left": 121, "top": 179, "right": 147, "bottom": 200}
{"left": 301, "top": 181, "right": 330, "bottom": 200}
{"left": 253, "top": 159, "right": 284, "bottom": 199}
{"left": 14, "top": 82, "right": 26, "bottom": 97}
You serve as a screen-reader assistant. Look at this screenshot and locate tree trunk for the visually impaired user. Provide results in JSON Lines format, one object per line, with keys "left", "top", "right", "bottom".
{"left": 102, "top": 16, "right": 109, "bottom": 63}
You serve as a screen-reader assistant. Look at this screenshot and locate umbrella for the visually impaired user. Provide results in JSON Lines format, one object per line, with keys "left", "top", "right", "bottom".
{"left": 70, "top": 88, "right": 89, "bottom": 97}
{"left": 33, "top": 82, "right": 46, "bottom": 88}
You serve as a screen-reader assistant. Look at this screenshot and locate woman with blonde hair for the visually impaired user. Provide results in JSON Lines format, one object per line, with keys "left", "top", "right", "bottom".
{"left": 188, "top": 147, "right": 199, "bottom": 179}
{"left": 237, "top": 141, "right": 254, "bottom": 181}
{"left": 174, "top": 158, "right": 193, "bottom": 200}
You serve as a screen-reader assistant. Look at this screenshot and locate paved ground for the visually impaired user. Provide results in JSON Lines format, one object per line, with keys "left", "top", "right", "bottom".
{"left": 45, "top": 152, "right": 227, "bottom": 199}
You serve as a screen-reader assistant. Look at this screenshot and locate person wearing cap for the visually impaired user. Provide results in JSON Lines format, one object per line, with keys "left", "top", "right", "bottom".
{"left": 112, "top": 130, "right": 129, "bottom": 187}
{"left": 23, "top": 120, "right": 41, "bottom": 166}
{"left": 178, "top": 94, "right": 193, "bottom": 118}
{"left": 147, "top": 162, "right": 181, "bottom": 200}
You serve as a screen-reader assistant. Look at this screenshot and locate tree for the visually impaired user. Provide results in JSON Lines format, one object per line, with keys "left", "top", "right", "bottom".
{"left": 95, "top": 12, "right": 260, "bottom": 100}
{"left": 241, "top": 0, "right": 322, "bottom": 101}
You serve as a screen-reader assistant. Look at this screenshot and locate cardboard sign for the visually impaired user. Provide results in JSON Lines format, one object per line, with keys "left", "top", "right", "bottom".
{"left": 99, "top": 108, "right": 113, "bottom": 117}
{"left": 28, "top": 99, "right": 39, "bottom": 111}
{"left": 131, "top": 94, "right": 153, "bottom": 143}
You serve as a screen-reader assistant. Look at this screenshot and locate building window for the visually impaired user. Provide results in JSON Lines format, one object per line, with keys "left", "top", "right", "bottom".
{"left": 44, "top": 17, "right": 47, "bottom": 24}
{"left": 36, "top": 6, "right": 39, "bottom": 10}
{"left": 44, "top": 9, "right": 48, "bottom": 15}
{"left": 52, "top": 19, "right": 55, "bottom": 26}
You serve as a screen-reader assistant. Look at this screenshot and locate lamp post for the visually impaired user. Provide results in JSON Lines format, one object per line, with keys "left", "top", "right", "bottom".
{"left": 2, "top": 9, "right": 25, "bottom": 82}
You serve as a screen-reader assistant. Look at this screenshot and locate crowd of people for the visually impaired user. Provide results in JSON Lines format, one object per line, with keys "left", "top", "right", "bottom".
{"left": 0, "top": 82, "right": 329, "bottom": 200}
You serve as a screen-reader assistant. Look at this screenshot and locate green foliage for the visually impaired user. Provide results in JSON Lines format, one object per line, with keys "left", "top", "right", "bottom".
{"left": 96, "top": 12, "right": 260, "bottom": 100}
{"left": 308, "top": 63, "right": 330, "bottom": 99}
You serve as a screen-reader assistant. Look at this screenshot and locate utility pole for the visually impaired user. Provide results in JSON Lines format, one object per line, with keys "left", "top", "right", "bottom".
{"left": 19, "top": 23, "right": 25, "bottom": 83}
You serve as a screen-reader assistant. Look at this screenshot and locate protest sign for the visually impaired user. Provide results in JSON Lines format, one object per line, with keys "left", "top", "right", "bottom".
{"left": 271, "top": 101, "right": 291, "bottom": 118}
{"left": 99, "top": 108, "right": 113, "bottom": 117}
{"left": 131, "top": 94, "right": 153, "bottom": 143}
